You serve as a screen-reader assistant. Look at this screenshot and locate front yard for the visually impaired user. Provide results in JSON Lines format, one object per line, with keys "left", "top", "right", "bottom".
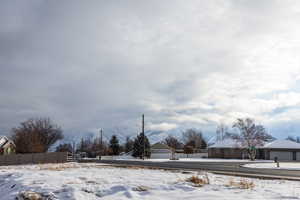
{"left": 0, "top": 163, "right": 300, "bottom": 199}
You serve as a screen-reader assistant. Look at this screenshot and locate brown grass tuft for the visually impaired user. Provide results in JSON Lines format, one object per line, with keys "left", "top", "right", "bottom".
{"left": 38, "top": 163, "right": 79, "bottom": 171}
{"left": 227, "top": 179, "right": 255, "bottom": 189}
{"left": 186, "top": 175, "right": 209, "bottom": 187}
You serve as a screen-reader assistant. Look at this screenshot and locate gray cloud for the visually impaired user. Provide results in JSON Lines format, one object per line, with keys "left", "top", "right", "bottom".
{"left": 1, "top": 1, "right": 300, "bottom": 140}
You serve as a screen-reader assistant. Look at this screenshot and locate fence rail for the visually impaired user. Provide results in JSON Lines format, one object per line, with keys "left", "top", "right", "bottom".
{"left": 0, "top": 152, "right": 71, "bottom": 166}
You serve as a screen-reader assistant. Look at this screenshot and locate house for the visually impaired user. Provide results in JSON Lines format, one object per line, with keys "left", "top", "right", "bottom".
{"left": 259, "top": 139, "right": 300, "bottom": 161}
{"left": 150, "top": 143, "right": 172, "bottom": 159}
{"left": 0, "top": 136, "right": 16, "bottom": 155}
{"left": 208, "top": 138, "right": 300, "bottom": 161}
{"left": 208, "top": 138, "right": 249, "bottom": 159}
{"left": 150, "top": 143, "right": 208, "bottom": 159}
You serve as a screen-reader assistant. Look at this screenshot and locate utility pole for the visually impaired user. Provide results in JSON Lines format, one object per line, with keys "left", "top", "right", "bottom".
{"left": 72, "top": 140, "right": 76, "bottom": 161}
{"left": 142, "top": 114, "right": 145, "bottom": 160}
{"left": 100, "top": 129, "right": 103, "bottom": 160}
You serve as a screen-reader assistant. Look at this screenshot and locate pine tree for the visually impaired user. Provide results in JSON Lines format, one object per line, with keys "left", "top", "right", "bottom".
{"left": 124, "top": 136, "right": 134, "bottom": 153}
{"left": 132, "top": 132, "right": 151, "bottom": 159}
{"left": 109, "top": 135, "right": 120, "bottom": 155}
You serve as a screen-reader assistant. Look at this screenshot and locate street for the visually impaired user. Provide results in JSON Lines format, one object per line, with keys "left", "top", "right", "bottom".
{"left": 87, "top": 159, "right": 300, "bottom": 180}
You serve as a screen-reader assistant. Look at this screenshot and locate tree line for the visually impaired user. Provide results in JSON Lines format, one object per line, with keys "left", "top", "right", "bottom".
{"left": 8, "top": 117, "right": 300, "bottom": 160}
{"left": 8, "top": 118, "right": 208, "bottom": 158}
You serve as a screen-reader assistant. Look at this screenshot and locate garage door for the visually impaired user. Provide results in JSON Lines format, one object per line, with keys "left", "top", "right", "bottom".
{"left": 270, "top": 151, "right": 293, "bottom": 161}
{"left": 296, "top": 152, "right": 300, "bottom": 161}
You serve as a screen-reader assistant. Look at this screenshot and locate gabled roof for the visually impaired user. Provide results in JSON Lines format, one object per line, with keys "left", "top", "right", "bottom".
{"left": 209, "top": 138, "right": 243, "bottom": 148}
{"left": 208, "top": 138, "right": 300, "bottom": 149}
{"left": 263, "top": 139, "right": 300, "bottom": 149}
{"left": 151, "top": 143, "right": 170, "bottom": 150}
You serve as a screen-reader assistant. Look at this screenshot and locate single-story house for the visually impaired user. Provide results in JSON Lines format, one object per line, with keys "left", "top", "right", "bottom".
{"left": 150, "top": 143, "right": 172, "bottom": 159}
{"left": 208, "top": 139, "right": 300, "bottom": 161}
{"left": 150, "top": 143, "right": 208, "bottom": 159}
{"left": 0, "top": 136, "right": 16, "bottom": 155}
{"left": 260, "top": 140, "right": 300, "bottom": 161}
{"left": 208, "top": 138, "right": 249, "bottom": 159}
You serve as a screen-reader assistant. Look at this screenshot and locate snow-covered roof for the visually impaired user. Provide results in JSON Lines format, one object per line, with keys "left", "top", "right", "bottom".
{"left": 0, "top": 136, "right": 15, "bottom": 149}
{"left": 262, "top": 139, "right": 300, "bottom": 149}
{"left": 207, "top": 136, "right": 217, "bottom": 146}
{"left": 208, "top": 138, "right": 243, "bottom": 148}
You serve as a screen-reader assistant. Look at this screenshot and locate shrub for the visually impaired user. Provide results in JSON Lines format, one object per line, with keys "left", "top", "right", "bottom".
{"left": 186, "top": 175, "right": 209, "bottom": 187}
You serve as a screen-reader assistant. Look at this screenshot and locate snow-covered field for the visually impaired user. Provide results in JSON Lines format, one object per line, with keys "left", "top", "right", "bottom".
{"left": 1, "top": 163, "right": 300, "bottom": 200}
{"left": 244, "top": 162, "right": 300, "bottom": 170}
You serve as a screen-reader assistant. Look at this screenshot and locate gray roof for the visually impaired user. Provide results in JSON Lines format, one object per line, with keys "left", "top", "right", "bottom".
{"left": 262, "top": 140, "right": 300, "bottom": 149}
{"left": 209, "top": 139, "right": 300, "bottom": 150}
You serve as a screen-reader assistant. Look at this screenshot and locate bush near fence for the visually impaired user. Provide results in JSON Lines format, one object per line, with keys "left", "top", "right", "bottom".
{"left": 0, "top": 152, "right": 71, "bottom": 166}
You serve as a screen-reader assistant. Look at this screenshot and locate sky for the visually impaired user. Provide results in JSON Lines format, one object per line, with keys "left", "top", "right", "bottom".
{"left": 1, "top": 1, "right": 300, "bottom": 141}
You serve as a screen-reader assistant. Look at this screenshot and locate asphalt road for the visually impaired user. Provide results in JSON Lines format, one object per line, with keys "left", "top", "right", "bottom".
{"left": 82, "top": 159, "right": 300, "bottom": 180}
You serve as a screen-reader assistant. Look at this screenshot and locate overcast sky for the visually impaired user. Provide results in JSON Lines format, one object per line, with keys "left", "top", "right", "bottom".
{"left": 1, "top": 1, "right": 300, "bottom": 140}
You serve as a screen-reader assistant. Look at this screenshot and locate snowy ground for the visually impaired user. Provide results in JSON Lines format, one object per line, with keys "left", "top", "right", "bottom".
{"left": 117, "top": 158, "right": 272, "bottom": 163}
{"left": 1, "top": 163, "right": 300, "bottom": 200}
{"left": 244, "top": 162, "right": 300, "bottom": 170}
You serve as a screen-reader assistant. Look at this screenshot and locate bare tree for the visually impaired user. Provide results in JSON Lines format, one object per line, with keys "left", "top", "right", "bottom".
{"left": 163, "top": 135, "right": 183, "bottom": 160}
{"left": 182, "top": 129, "right": 207, "bottom": 149}
{"left": 76, "top": 134, "right": 110, "bottom": 158}
{"left": 163, "top": 135, "right": 183, "bottom": 149}
{"left": 11, "top": 118, "right": 63, "bottom": 153}
{"left": 183, "top": 145, "right": 194, "bottom": 157}
{"left": 231, "top": 118, "right": 273, "bottom": 160}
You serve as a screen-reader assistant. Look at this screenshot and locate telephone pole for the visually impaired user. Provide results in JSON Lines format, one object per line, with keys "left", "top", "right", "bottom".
{"left": 142, "top": 114, "right": 145, "bottom": 160}
{"left": 99, "top": 129, "right": 103, "bottom": 160}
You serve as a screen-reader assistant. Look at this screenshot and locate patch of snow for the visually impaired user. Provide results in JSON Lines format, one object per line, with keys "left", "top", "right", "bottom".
{"left": 0, "top": 163, "right": 300, "bottom": 199}
{"left": 244, "top": 162, "right": 300, "bottom": 170}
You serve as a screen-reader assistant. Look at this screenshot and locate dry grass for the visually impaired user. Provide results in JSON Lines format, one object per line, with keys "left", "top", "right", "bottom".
{"left": 227, "top": 179, "right": 255, "bottom": 189}
{"left": 38, "top": 163, "right": 80, "bottom": 171}
{"left": 186, "top": 174, "right": 210, "bottom": 187}
{"left": 37, "top": 163, "right": 109, "bottom": 171}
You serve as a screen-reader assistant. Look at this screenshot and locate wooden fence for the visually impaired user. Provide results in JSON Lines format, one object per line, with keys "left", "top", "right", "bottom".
{"left": 0, "top": 152, "right": 72, "bottom": 166}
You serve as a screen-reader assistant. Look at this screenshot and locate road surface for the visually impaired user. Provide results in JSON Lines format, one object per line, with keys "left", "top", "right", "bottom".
{"left": 82, "top": 159, "right": 300, "bottom": 180}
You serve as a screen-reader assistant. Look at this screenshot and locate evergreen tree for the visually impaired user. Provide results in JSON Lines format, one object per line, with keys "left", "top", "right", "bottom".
{"left": 124, "top": 136, "right": 134, "bottom": 153}
{"left": 109, "top": 135, "right": 120, "bottom": 155}
{"left": 132, "top": 132, "right": 151, "bottom": 158}
{"left": 56, "top": 143, "right": 73, "bottom": 153}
